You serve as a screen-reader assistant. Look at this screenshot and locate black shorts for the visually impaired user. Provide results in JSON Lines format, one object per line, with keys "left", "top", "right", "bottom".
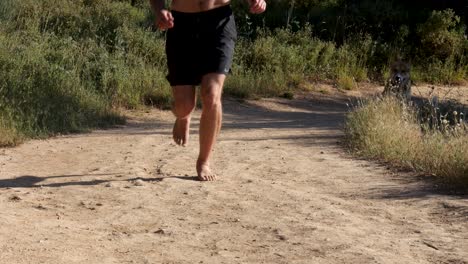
{"left": 165, "top": 5, "right": 237, "bottom": 86}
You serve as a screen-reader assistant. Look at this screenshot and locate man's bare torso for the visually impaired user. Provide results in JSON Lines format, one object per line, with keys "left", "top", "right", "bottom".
{"left": 171, "top": 0, "right": 231, "bottom": 13}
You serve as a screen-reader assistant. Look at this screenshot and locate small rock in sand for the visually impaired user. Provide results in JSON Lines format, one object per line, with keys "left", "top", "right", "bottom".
{"left": 133, "top": 179, "right": 145, "bottom": 186}
{"left": 277, "top": 234, "right": 288, "bottom": 241}
{"left": 154, "top": 228, "right": 172, "bottom": 235}
{"left": 35, "top": 204, "right": 47, "bottom": 210}
{"left": 9, "top": 195, "right": 21, "bottom": 201}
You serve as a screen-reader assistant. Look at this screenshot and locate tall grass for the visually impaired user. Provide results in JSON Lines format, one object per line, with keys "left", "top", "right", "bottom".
{"left": 226, "top": 28, "right": 372, "bottom": 98}
{"left": 344, "top": 97, "right": 468, "bottom": 187}
{"left": 0, "top": 0, "right": 171, "bottom": 146}
{"left": 0, "top": 115, "right": 20, "bottom": 147}
{"left": 0, "top": 0, "right": 467, "bottom": 146}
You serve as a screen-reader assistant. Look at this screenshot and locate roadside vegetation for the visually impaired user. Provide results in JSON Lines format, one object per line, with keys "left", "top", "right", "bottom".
{"left": 0, "top": 0, "right": 467, "bottom": 147}
{"left": 345, "top": 97, "right": 467, "bottom": 187}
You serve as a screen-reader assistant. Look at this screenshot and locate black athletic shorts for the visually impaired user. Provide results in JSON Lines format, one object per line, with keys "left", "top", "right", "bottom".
{"left": 165, "top": 5, "right": 237, "bottom": 86}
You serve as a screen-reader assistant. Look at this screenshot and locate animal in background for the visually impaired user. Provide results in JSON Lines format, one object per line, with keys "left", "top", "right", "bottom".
{"left": 382, "top": 59, "right": 412, "bottom": 101}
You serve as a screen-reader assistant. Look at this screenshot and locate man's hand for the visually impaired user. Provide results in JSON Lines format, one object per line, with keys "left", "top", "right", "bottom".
{"left": 156, "top": 9, "right": 174, "bottom": 30}
{"left": 249, "top": 0, "right": 267, "bottom": 14}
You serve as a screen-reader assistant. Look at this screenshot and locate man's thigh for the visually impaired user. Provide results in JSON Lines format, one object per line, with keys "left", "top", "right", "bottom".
{"left": 172, "top": 85, "right": 196, "bottom": 106}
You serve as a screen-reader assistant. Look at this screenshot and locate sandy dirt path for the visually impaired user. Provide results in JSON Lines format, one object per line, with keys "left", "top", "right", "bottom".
{"left": 0, "top": 93, "right": 467, "bottom": 264}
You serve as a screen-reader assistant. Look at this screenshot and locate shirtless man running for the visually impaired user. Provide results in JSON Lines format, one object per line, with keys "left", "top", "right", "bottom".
{"left": 149, "top": 0, "right": 266, "bottom": 181}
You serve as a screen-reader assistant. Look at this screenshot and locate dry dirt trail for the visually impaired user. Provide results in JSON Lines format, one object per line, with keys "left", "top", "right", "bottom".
{"left": 0, "top": 93, "right": 467, "bottom": 264}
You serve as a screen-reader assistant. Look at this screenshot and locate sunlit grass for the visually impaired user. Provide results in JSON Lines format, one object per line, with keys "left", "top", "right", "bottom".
{"left": 345, "top": 96, "right": 468, "bottom": 187}
{"left": 0, "top": 0, "right": 466, "bottom": 146}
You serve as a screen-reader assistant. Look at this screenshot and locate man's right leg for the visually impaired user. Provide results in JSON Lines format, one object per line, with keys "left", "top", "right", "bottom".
{"left": 172, "top": 85, "right": 196, "bottom": 146}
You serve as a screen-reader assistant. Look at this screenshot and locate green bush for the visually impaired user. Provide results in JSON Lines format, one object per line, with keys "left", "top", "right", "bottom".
{"left": 0, "top": 34, "right": 124, "bottom": 138}
{"left": 0, "top": 0, "right": 467, "bottom": 146}
{"left": 228, "top": 27, "right": 371, "bottom": 98}
{"left": 0, "top": 0, "right": 169, "bottom": 144}
{"left": 417, "top": 9, "right": 466, "bottom": 61}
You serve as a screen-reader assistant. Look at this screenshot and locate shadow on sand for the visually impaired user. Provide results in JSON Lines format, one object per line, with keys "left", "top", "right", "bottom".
{"left": 0, "top": 174, "right": 200, "bottom": 189}
{"left": 2, "top": 95, "right": 465, "bottom": 200}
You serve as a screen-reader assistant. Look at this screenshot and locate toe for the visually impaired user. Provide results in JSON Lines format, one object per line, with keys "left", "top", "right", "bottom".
{"left": 206, "top": 174, "right": 215, "bottom": 181}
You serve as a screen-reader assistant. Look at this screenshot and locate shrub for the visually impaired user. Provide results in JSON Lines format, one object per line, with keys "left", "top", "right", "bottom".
{"left": 0, "top": 35, "right": 124, "bottom": 136}
{"left": 0, "top": 0, "right": 172, "bottom": 143}
{"left": 1, "top": 0, "right": 467, "bottom": 147}
{"left": 229, "top": 27, "right": 371, "bottom": 98}
{"left": 417, "top": 9, "right": 465, "bottom": 61}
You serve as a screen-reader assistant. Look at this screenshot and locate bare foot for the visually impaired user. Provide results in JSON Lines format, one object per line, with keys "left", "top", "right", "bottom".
{"left": 196, "top": 160, "right": 216, "bottom": 181}
{"left": 173, "top": 118, "right": 190, "bottom": 146}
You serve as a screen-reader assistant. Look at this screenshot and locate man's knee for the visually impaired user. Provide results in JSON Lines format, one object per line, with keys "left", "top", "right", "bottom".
{"left": 201, "top": 85, "right": 222, "bottom": 109}
{"left": 172, "top": 101, "right": 195, "bottom": 119}
{"left": 201, "top": 74, "right": 225, "bottom": 110}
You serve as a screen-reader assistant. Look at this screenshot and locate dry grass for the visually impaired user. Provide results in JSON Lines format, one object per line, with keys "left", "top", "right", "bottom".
{"left": 337, "top": 72, "right": 357, "bottom": 90}
{"left": 0, "top": 118, "right": 21, "bottom": 147}
{"left": 344, "top": 96, "right": 468, "bottom": 187}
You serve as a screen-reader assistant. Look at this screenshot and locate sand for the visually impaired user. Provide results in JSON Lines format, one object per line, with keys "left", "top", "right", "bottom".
{"left": 0, "top": 86, "right": 467, "bottom": 264}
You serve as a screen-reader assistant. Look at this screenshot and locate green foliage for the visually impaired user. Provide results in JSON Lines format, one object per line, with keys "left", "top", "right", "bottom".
{"left": 232, "top": 1, "right": 467, "bottom": 83}
{"left": 0, "top": 0, "right": 168, "bottom": 143}
{"left": 417, "top": 9, "right": 466, "bottom": 61}
{"left": 227, "top": 27, "right": 371, "bottom": 98}
{"left": 0, "top": 34, "right": 124, "bottom": 138}
{"left": 0, "top": 0, "right": 467, "bottom": 145}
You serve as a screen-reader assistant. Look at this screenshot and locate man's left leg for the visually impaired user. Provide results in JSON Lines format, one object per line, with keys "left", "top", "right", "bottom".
{"left": 197, "top": 73, "right": 226, "bottom": 181}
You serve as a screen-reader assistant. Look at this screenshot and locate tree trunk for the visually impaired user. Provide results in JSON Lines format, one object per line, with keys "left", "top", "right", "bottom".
{"left": 287, "top": 0, "right": 295, "bottom": 28}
